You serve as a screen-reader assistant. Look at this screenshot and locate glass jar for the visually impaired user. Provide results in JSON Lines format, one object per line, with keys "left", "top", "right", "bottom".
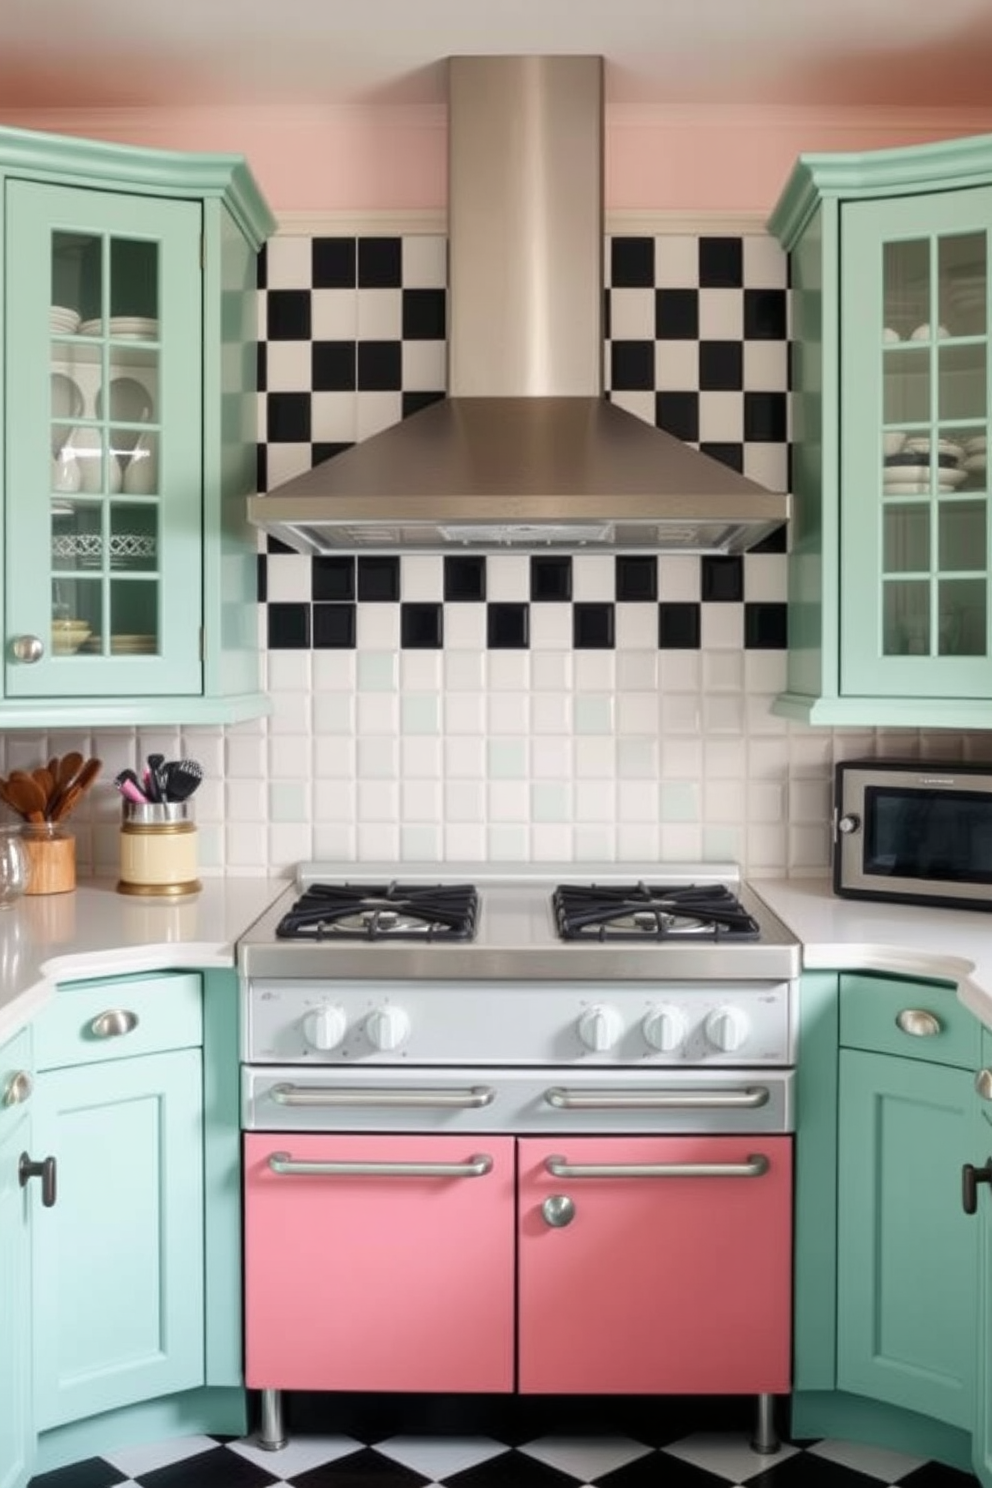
{"left": 0, "top": 827, "right": 30, "bottom": 907}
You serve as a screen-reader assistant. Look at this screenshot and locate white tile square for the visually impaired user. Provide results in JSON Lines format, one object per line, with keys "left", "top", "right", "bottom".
{"left": 444, "top": 604, "right": 487, "bottom": 650}
{"left": 748, "top": 780, "right": 786, "bottom": 822}
{"left": 267, "top": 734, "right": 310, "bottom": 778}
{"left": 264, "top": 441, "right": 312, "bottom": 487}
{"left": 356, "top": 737, "right": 398, "bottom": 778}
{"left": 699, "top": 287, "right": 744, "bottom": 340}
{"left": 698, "top": 390, "right": 745, "bottom": 443}
{"left": 574, "top": 736, "right": 616, "bottom": 778}
{"left": 653, "top": 233, "right": 700, "bottom": 288}
{"left": 748, "top": 737, "right": 790, "bottom": 780}
{"left": 265, "top": 340, "right": 313, "bottom": 392}
{"left": 658, "top": 821, "right": 702, "bottom": 858}
{"left": 357, "top": 693, "right": 399, "bottom": 735}
{"left": 356, "top": 605, "right": 400, "bottom": 649}
{"left": 106, "top": 1438, "right": 222, "bottom": 1478}
{"left": 664, "top": 1430, "right": 799, "bottom": 1482}
{"left": 311, "top": 287, "right": 357, "bottom": 339}
{"left": 744, "top": 339, "right": 789, "bottom": 390}
{"left": 532, "top": 650, "right": 573, "bottom": 689}
{"left": 703, "top": 649, "right": 744, "bottom": 691}
{"left": 575, "top": 779, "right": 614, "bottom": 821}
{"left": 402, "top": 340, "right": 447, "bottom": 391}
{"left": 790, "top": 822, "right": 832, "bottom": 871}
{"left": 487, "top": 739, "right": 527, "bottom": 779}
{"left": 486, "top": 555, "right": 530, "bottom": 601}
{"left": 807, "top": 1436, "right": 925, "bottom": 1481}
{"left": 444, "top": 693, "right": 485, "bottom": 736}
{"left": 743, "top": 442, "right": 789, "bottom": 490}
{"left": 747, "top": 821, "right": 788, "bottom": 870}
{"left": 266, "top": 649, "right": 312, "bottom": 693}
{"left": 616, "top": 649, "right": 658, "bottom": 690}
{"left": 530, "top": 822, "right": 575, "bottom": 859}
{"left": 357, "top": 287, "right": 402, "bottom": 339}
{"left": 487, "top": 651, "right": 530, "bottom": 691}
{"left": 529, "top": 604, "right": 573, "bottom": 650}
{"left": 791, "top": 777, "right": 831, "bottom": 823}
{"left": 610, "top": 287, "right": 655, "bottom": 339}
{"left": 701, "top": 603, "right": 744, "bottom": 649}
{"left": 226, "top": 732, "right": 267, "bottom": 778}
{"left": 268, "top": 690, "right": 310, "bottom": 737}
{"left": 615, "top": 603, "right": 659, "bottom": 649}
{"left": 616, "top": 691, "right": 658, "bottom": 733}
{"left": 445, "top": 780, "right": 485, "bottom": 822}
{"left": 574, "top": 651, "right": 616, "bottom": 691}
{"left": 531, "top": 692, "right": 571, "bottom": 735}
{"left": 572, "top": 554, "right": 615, "bottom": 601}
{"left": 444, "top": 649, "right": 485, "bottom": 691}
{"left": 573, "top": 694, "right": 614, "bottom": 734}
{"left": 486, "top": 692, "right": 529, "bottom": 734}
{"left": 742, "top": 232, "right": 789, "bottom": 288}
{"left": 312, "top": 821, "right": 356, "bottom": 858}
{"left": 488, "top": 779, "right": 529, "bottom": 818}
{"left": 314, "top": 778, "right": 356, "bottom": 821}
{"left": 230, "top": 1434, "right": 361, "bottom": 1478}
{"left": 312, "top": 691, "right": 355, "bottom": 736}
{"left": 655, "top": 340, "right": 699, "bottom": 391}
{"left": 266, "top": 553, "right": 312, "bottom": 603}
{"left": 661, "top": 692, "right": 702, "bottom": 734}
{"left": 445, "top": 823, "right": 486, "bottom": 858}
{"left": 401, "top": 735, "right": 442, "bottom": 777}
{"left": 355, "top": 391, "right": 403, "bottom": 441}
{"left": 445, "top": 736, "right": 485, "bottom": 777}
{"left": 617, "top": 736, "right": 658, "bottom": 779}
{"left": 620, "top": 822, "right": 662, "bottom": 857}
{"left": 312, "top": 649, "right": 356, "bottom": 691}
{"left": 357, "top": 822, "right": 400, "bottom": 858}
{"left": 265, "top": 235, "right": 312, "bottom": 288}
{"left": 659, "top": 649, "right": 701, "bottom": 690}
{"left": 609, "top": 388, "right": 655, "bottom": 423}
{"left": 401, "top": 554, "right": 443, "bottom": 601}
{"left": 377, "top": 1437, "right": 506, "bottom": 1481}
{"left": 658, "top": 554, "right": 701, "bottom": 602}
{"left": 744, "top": 553, "right": 788, "bottom": 602}
{"left": 530, "top": 781, "right": 571, "bottom": 823}
{"left": 704, "top": 739, "right": 746, "bottom": 778}
{"left": 487, "top": 822, "right": 529, "bottom": 859}
{"left": 702, "top": 692, "right": 745, "bottom": 733}
{"left": 401, "top": 778, "right": 441, "bottom": 820}
{"left": 661, "top": 736, "right": 702, "bottom": 777}
{"left": 311, "top": 391, "right": 357, "bottom": 443}
{"left": 226, "top": 779, "right": 266, "bottom": 822}
{"left": 400, "top": 649, "right": 442, "bottom": 689}
{"left": 402, "top": 235, "right": 447, "bottom": 288}
{"left": 704, "top": 778, "right": 745, "bottom": 822}
{"left": 520, "top": 1435, "right": 651, "bottom": 1482}
{"left": 401, "top": 693, "right": 440, "bottom": 735}
{"left": 357, "top": 778, "right": 399, "bottom": 820}
{"left": 531, "top": 736, "right": 571, "bottom": 779}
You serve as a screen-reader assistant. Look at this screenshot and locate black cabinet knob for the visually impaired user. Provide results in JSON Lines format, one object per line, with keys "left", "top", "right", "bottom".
{"left": 19, "top": 1151, "right": 56, "bottom": 1207}
{"left": 962, "top": 1158, "right": 992, "bottom": 1214}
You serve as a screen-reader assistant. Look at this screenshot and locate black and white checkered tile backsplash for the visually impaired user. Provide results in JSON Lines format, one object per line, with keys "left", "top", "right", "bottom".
{"left": 255, "top": 232, "right": 789, "bottom": 653}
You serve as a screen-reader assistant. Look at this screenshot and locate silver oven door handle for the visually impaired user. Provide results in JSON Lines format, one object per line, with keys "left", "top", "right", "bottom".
{"left": 267, "top": 1151, "right": 494, "bottom": 1179}
{"left": 545, "top": 1153, "right": 770, "bottom": 1180}
{"left": 543, "top": 1085, "right": 771, "bottom": 1110}
{"left": 269, "top": 1083, "right": 496, "bottom": 1109}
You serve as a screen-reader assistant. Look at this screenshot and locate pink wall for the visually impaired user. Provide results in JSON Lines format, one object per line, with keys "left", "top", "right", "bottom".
{"left": 8, "top": 103, "right": 992, "bottom": 216}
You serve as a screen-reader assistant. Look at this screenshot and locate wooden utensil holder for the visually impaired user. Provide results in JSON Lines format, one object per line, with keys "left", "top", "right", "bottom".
{"left": 22, "top": 823, "right": 76, "bottom": 895}
{"left": 118, "top": 801, "right": 200, "bottom": 897}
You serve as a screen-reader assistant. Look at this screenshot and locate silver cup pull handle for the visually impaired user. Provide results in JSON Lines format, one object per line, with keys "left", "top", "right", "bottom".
{"left": 896, "top": 1008, "right": 941, "bottom": 1038}
{"left": 3, "top": 1070, "right": 33, "bottom": 1106}
{"left": 90, "top": 1008, "right": 139, "bottom": 1039}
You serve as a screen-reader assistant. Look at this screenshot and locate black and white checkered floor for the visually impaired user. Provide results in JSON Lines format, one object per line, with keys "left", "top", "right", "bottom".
{"left": 30, "top": 1419, "right": 979, "bottom": 1488}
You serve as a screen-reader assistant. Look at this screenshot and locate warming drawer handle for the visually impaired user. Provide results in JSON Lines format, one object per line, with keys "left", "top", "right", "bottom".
{"left": 544, "top": 1153, "right": 771, "bottom": 1180}
{"left": 543, "top": 1085, "right": 771, "bottom": 1110}
{"left": 267, "top": 1151, "right": 494, "bottom": 1179}
{"left": 269, "top": 1083, "right": 496, "bottom": 1109}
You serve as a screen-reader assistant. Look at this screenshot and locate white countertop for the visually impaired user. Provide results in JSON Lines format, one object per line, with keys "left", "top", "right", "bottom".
{"left": 752, "top": 876, "right": 992, "bottom": 1029}
{"left": 2, "top": 872, "right": 992, "bottom": 1048}
{"left": 0, "top": 876, "right": 287, "bottom": 1044}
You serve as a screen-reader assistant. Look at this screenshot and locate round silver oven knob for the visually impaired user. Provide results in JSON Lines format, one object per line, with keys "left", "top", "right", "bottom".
{"left": 366, "top": 1005, "right": 411, "bottom": 1052}
{"left": 704, "top": 1005, "right": 749, "bottom": 1054}
{"left": 577, "top": 1004, "right": 624, "bottom": 1053}
{"left": 303, "top": 1006, "right": 347, "bottom": 1051}
{"left": 837, "top": 813, "right": 861, "bottom": 835}
{"left": 642, "top": 1004, "right": 688, "bottom": 1053}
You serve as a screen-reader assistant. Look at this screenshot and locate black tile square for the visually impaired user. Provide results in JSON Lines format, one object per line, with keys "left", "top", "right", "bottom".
{"left": 294, "top": 1446, "right": 430, "bottom": 1488}
{"left": 266, "top": 392, "right": 311, "bottom": 443}
{"left": 267, "top": 602, "right": 311, "bottom": 649}
{"left": 659, "top": 601, "right": 701, "bottom": 649}
{"left": 531, "top": 555, "right": 573, "bottom": 601}
{"left": 699, "top": 341, "right": 743, "bottom": 391}
{"left": 312, "top": 236, "right": 356, "bottom": 289}
{"left": 313, "top": 602, "right": 356, "bottom": 648}
{"left": 445, "top": 1447, "right": 577, "bottom": 1488}
{"left": 610, "top": 341, "right": 655, "bottom": 392}
{"left": 899, "top": 1461, "right": 984, "bottom": 1487}
{"left": 256, "top": 242, "right": 268, "bottom": 290}
{"left": 266, "top": 289, "right": 311, "bottom": 340}
{"left": 256, "top": 553, "right": 267, "bottom": 602}
{"left": 655, "top": 392, "right": 699, "bottom": 443}
{"left": 487, "top": 602, "right": 530, "bottom": 649}
{"left": 702, "top": 555, "right": 744, "bottom": 602}
{"left": 403, "top": 389, "right": 446, "bottom": 418}
{"left": 136, "top": 1444, "right": 280, "bottom": 1488}
{"left": 357, "top": 555, "right": 401, "bottom": 601}
{"left": 358, "top": 236, "right": 402, "bottom": 288}
{"left": 312, "top": 440, "right": 354, "bottom": 465}
{"left": 402, "top": 287, "right": 446, "bottom": 340}
{"left": 744, "top": 391, "right": 788, "bottom": 443}
{"left": 596, "top": 1450, "right": 716, "bottom": 1487}
{"left": 745, "top": 600, "right": 788, "bottom": 649}
{"left": 656, "top": 288, "right": 699, "bottom": 340}
{"left": 748, "top": 522, "right": 788, "bottom": 555}
{"left": 312, "top": 555, "right": 356, "bottom": 601}
{"left": 357, "top": 341, "right": 403, "bottom": 391}
{"left": 574, "top": 602, "right": 615, "bottom": 649}
{"left": 312, "top": 341, "right": 356, "bottom": 392}
{"left": 741, "top": 1451, "right": 879, "bottom": 1487}
{"left": 616, "top": 555, "right": 658, "bottom": 601}
{"left": 604, "top": 286, "right": 612, "bottom": 340}
{"left": 699, "top": 442, "right": 744, "bottom": 473}
{"left": 699, "top": 236, "right": 743, "bottom": 288}
{"left": 744, "top": 287, "right": 788, "bottom": 340}
{"left": 256, "top": 341, "right": 267, "bottom": 393}
{"left": 255, "top": 442, "right": 267, "bottom": 492}
{"left": 445, "top": 555, "right": 487, "bottom": 601}
{"left": 610, "top": 236, "right": 655, "bottom": 287}
{"left": 401, "top": 602, "right": 444, "bottom": 648}
{"left": 29, "top": 1457, "right": 128, "bottom": 1488}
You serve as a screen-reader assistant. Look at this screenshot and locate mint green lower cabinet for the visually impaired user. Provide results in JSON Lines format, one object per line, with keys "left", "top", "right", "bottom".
{"left": 0, "top": 1027, "right": 34, "bottom": 1488}
{"left": 32, "top": 1046, "right": 205, "bottom": 1429}
{"left": 837, "top": 1047, "right": 976, "bottom": 1430}
{"left": 972, "top": 1029, "right": 992, "bottom": 1487}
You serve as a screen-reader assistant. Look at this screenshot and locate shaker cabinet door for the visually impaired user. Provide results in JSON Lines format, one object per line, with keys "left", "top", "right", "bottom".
{"left": 31, "top": 1048, "right": 204, "bottom": 1429}
{"left": 0, "top": 1031, "right": 34, "bottom": 1488}
{"left": 4, "top": 179, "right": 203, "bottom": 700}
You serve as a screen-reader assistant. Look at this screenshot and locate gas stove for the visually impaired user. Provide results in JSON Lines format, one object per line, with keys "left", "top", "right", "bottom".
{"left": 240, "top": 863, "right": 799, "bottom": 981}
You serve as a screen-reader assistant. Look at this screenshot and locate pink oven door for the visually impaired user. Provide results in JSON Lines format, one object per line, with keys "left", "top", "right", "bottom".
{"left": 244, "top": 1133, "right": 515, "bottom": 1393}
{"left": 517, "top": 1135, "right": 793, "bottom": 1395}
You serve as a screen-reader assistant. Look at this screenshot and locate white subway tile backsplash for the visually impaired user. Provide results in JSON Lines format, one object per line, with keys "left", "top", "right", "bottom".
{"left": 530, "top": 693, "right": 571, "bottom": 735}
{"left": 401, "top": 694, "right": 440, "bottom": 736}
{"left": 400, "top": 736, "right": 442, "bottom": 777}
{"left": 444, "top": 736, "right": 485, "bottom": 778}
{"left": 357, "top": 822, "right": 400, "bottom": 859}
{"left": 401, "top": 824, "right": 441, "bottom": 860}
{"left": 574, "top": 694, "right": 614, "bottom": 734}
{"left": 487, "top": 823, "right": 529, "bottom": 860}
{"left": 573, "top": 736, "right": 615, "bottom": 778}
{"left": 445, "top": 780, "right": 485, "bottom": 822}
{"left": 529, "top": 604, "right": 573, "bottom": 650}
{"left": 356, "top": 693, "right": 399, "bottom": 735}
{"left": 530, "top": 823, "right": 575, "bottom": 860}
{"left": 574, "top": 652, "right": 616, "bottom": 691}
{"left": 311, "top": 287, "right": 358, "bottom": 338}
{"left": 444, "top": 823, "right": 487, "bottom": 859}
{"left": 616, "top": 736, "right": 658, "bottom": 779}
{"left": 401, "top": 778, "right": 441, "bottom": 821}
{"left": 616, "top": 692, "right": 659, "bottom": 734}
{"left": 615, "top": 603, "right": 659, "bottom": 649}
{"left": 571, "top": 554, "right": 614, "bottom": 602}
{"left": 531, "top": 736, "right": 572, "bottom": 779}
{"left": 355, "top": 737, "right": 398, "bottom": 779}
{"left": 487, "top": 651, "right": 530, "bottom": 691}
{"left": 356, "top": 604, "right": 400, "bottom": 649}
{"left": 401, "top": 555, "right": 444, "bottom": 602}
{"left": 487, "top": 693, "right": 529, "bottom": 735}
{"left": 487, "top": 740, "right": 527, "bottom": 779}
{"left": 486, "top": 555, "right": 530, "bottom": 601}
{"left": 530, "top": 782, "right": 571, "bottom": 824}
{"left": 357, "top": 779, "right": 399, "bottom": 821}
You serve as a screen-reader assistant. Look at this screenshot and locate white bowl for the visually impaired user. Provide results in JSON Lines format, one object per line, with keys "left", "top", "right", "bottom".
{"left": 910, "top": 323, "right": 950, "bottom": 341}
{"left": 882, "top": 431, "right": 907, "bottom": 456}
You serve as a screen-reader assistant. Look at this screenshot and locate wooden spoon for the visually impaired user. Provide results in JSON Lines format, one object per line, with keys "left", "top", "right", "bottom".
{"left": 32, "top": 767, "right": 57, "bottom": 815}
{"left": 56, "top": 751, "right": 84, "bottom": 791}
{"left": 3, "top": 774, "right": 47, "bottom": 823}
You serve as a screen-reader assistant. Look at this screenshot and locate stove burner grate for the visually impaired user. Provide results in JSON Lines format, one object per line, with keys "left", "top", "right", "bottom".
{"left": 553, "top": 882, "right": 761, "bottom": 942}
{"left": 276, "top": 882, "right": 480, "bottom": 942}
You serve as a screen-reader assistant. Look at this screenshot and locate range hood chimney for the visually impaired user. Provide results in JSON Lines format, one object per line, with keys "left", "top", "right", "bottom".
{"left": 248, "top": 56, "right": 790, "bottom": 554}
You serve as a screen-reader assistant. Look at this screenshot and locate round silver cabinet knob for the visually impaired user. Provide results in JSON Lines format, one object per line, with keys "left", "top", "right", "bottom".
{"left": 542, "top": 1194, "right": 575, "bottom": 1228}
{"left": 11, "top": 635, "right": 44, "bottom": 664}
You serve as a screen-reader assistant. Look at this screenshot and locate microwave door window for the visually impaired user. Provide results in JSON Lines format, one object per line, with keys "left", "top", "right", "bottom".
{"left": 865, "top": 787, "right": 992, "bottom": 884}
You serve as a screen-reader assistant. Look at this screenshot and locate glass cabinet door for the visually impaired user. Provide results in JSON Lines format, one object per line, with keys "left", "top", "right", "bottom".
{"left": 841, "top": 187, "right": 992, "bottom": 698}
{"left": 5, "top": 181, "right": 202, "bottom": 698}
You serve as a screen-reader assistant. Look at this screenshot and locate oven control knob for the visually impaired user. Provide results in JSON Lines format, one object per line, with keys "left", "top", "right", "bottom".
{"left": 703, "top": 1005, "right": 749, "bottom": 1053}
{"left": 302, "top": 1006, "right": 347, "bottom": 1051}
{"left": 577, "top": 1004, "right": 624, "bottom": 1052}
{"left": 365, "top": 1005, "right": 411, "bottom": 1052}
{"left": 642, "top": 1004, "right": 688, "bottom": 1053}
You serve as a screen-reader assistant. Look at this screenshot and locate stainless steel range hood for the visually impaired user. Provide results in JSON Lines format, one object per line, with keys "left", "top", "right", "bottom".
{"left": 248, "top": 56, "right": 790, "bottom": 555}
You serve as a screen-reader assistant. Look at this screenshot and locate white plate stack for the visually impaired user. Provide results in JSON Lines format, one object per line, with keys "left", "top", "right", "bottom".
{"left": 50, "top": 304, "right": 80, "bottom": 335}
{"left": 883, "top": 437, "right": 966, "bottom": 496}
{"left": 78, "top": 316, "right": 159, "bottom": 341}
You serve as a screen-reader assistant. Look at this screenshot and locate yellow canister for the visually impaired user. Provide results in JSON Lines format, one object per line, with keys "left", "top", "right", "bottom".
{"left": 117, "top": 801, "right": 201, "bottom": 897}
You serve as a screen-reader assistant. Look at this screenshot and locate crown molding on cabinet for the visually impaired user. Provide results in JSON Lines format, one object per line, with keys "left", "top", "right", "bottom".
{"left": 272, "top": 208, "right": 769, "bottom": 236}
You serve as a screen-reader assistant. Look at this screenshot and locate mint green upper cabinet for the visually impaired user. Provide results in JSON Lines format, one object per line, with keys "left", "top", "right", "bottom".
{"left": 0, "top": 126, "right": 275, "bottom": 728}
{"left": 770, "top": 135, "right": 992, "bottom": 727}
{"left": 0, "top": 1028, "right": 34, "bottom": 1488}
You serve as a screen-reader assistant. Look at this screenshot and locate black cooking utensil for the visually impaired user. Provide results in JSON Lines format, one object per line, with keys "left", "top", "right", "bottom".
{"left": 146, "top": 753, "right": 166, "bottom": 803}
{"left": 161, "top": 759, "right": 202, "bottom": 802}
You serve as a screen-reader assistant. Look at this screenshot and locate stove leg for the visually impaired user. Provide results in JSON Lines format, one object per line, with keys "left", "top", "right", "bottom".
{"left": 257, "top": 1389, "right": 287, "bottom": 1451}
{"left": 751, "top": 1394, "right": 779, "bottom": 1455}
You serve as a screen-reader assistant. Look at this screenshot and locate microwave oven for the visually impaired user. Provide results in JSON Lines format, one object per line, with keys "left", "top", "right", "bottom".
{"left": 833, "top": 758, "right": 992, "bottom": 911}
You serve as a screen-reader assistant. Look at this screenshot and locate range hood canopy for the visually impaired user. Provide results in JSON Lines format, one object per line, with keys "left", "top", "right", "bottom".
{"left": 249, "top": 56, "right": 789, "bottom": 556}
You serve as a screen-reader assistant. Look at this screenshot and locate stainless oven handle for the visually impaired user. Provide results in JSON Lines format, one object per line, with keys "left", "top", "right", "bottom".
{"left": 267, "top": 1151, "right": 494, "bottom": 1179}
{"left": 543, "top": 1085, "right": 771, "bottom": 1110}
{"left": 269, "top": 1083, "right": 496, "bottom": 1109}
{"left": 545, "top": 1153, "right": 770, "bottom": 1180}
